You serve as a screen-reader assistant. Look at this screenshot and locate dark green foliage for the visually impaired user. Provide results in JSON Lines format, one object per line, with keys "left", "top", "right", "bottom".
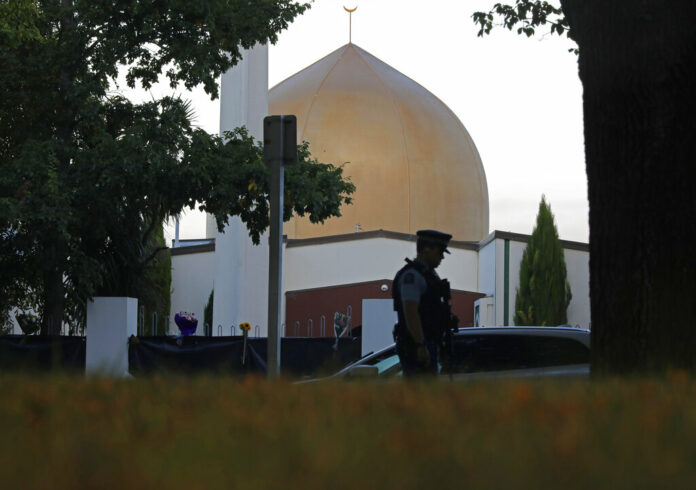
{"left": 514, "top": 197, "right": 572, "bottom": 326}
{"left": 204, "top": 290, "right": 214, "bottom": 336}
{"left": 472, "top": 0, "right": 577, "bottom": 52}
{"left": 133, "top": 226, "right": 171, "bottom": 336}
{"left": 0, "top": 0, "right": 355, "bottom": 334}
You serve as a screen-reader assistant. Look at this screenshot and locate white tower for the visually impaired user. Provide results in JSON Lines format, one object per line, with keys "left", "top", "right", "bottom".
{"left": 211, "top": 44, "right": 269, "bottom": 336}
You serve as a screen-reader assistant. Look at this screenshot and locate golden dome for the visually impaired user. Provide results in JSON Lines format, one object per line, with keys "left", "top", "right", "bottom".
{"left": 269, "top": 44, "right": 489, "bottom": 241}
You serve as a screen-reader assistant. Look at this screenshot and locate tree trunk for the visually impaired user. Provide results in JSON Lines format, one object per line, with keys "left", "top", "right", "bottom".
{"left": 41, "top": 266, "right": 65, "bottom": 336}
{"left": 563, "top": 0, "right": 696, "bottom": 374}
{"left": 38, "top": 0, "right": 75, "bottom": 337}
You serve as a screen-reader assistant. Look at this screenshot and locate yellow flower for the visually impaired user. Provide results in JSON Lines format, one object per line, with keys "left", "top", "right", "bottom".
{"left": 240, "top": 322, "right": 251, "bottom": 332}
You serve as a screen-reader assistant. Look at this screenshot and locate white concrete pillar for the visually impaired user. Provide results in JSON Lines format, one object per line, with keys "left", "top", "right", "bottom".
{"left": 86, "top": 297, "right": 138, "bottom": 376}
{"left": 212, "top": 44, "right": 270, "bottom": 336}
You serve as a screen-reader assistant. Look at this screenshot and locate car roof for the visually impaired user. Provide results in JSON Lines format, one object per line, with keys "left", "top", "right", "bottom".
{"left": 354, "top": 327, "right": 590, "bottom": 364}
{"left": 457, "top": 326, "right": 589, "bottom": 332}
{"left": 454, "top": 326, "right": 590, "bottom": 347}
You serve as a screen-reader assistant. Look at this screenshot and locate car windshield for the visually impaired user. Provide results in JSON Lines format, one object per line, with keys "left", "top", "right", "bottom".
{"left": 373, "top": 355, "right": 400, "bottom": 376}
{"left": 334, "top": 346, "right": 398, "bottom": 377}
{"left": 359, "top": 347, "right": 397, "bottom": 367}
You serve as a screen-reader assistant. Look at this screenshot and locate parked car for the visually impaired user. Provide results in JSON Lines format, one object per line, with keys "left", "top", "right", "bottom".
{"left": 303, "top": 327, "right": 590, "bottom": 382}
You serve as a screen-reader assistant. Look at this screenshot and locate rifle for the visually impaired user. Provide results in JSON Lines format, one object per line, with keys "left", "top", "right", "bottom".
{"left": 439, "top": 279, "right": 459, "bottom": 374}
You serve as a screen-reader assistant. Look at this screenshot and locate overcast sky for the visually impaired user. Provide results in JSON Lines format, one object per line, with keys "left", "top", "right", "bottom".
{"left": 134, "top": 0, "right": 587, "bottom": 244}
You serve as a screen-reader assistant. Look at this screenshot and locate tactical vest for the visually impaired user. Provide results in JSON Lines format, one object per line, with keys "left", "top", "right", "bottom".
{"left": 392, "top": 258, "right": 450, "bottom": 343}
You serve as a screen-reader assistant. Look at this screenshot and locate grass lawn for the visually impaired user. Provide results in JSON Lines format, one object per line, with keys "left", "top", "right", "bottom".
{"left": 1, "top": 373, "right": 694, "bottom": 489}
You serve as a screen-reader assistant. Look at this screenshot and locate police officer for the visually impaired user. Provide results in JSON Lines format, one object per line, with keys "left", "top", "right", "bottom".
{"left": 392, "top": 230, "right": 453, "bottom": 377}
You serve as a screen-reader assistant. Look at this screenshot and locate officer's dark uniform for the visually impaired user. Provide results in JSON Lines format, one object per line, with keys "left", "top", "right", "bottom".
{"left": 392, "top": 230, "right": 453, "bottom": 377}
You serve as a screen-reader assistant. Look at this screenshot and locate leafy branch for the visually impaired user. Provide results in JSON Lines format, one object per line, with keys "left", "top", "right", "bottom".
{"left": 472, "top": 1, "right": 577, "bottom": 53}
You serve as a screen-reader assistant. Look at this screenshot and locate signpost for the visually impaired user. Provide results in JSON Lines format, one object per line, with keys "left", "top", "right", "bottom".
{"left": 264, "top": 115, "right": 297, "bottom": 378}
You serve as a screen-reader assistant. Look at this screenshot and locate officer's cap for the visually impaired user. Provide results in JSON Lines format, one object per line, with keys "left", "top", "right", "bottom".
{"left": 416, "top": 229, "right": 452, "bottom": 254}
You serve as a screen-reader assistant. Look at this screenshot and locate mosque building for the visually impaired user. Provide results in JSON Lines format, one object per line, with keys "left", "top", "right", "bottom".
{"left": 169, "top": 39, "right": 590, "bottom": 338}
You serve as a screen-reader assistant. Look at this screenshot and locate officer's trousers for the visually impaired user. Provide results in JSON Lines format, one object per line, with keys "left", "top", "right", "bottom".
{"left": 395, "top": 334, "right": 439, "bottom": 377}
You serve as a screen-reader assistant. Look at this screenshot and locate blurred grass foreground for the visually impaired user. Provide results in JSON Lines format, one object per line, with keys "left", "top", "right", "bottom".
{"left": 1, "top": 374, "right": 695, "bottom": 489}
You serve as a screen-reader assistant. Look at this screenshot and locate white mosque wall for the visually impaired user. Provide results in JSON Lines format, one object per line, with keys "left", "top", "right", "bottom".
{"left": 495, "top": 239, "right": 507, "bottom": 326}
{"left": 475, "top": 237, "right": 506, "bottom": 325}
{"left": 169, "top": 231, "right": 589, "bottom": 335}
{"left": 285, "top": 237, "right": 410, "bottom": 293}
{"left": 283, "top": 237, "right": 479, "bottom": 295}
{"left": 440, "top": 248, "right": 479, "bottom": 293}
{"left": 564, "top": 249, "right": 591, "bottom": 329}
{"left": 506, "top": 239, "right": 528, "bottom": 326}
{"left": 477, "top": 239, "right": 497, "bottom": 297}
{"left": 170, "top": 250, "right": 215, "bottom": 335}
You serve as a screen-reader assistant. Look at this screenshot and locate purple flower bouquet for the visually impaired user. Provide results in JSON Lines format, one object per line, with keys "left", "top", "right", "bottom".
{"left": 175, "top": 312, "right": 198, "bottom": 336}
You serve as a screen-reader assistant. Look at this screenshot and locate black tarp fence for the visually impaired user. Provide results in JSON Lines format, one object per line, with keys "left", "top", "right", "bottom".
{"left": 129, "top": 336, "right": 362, "bottom": 377}
{"left": 0, "top": 335, "right": 86, "bottom": 371}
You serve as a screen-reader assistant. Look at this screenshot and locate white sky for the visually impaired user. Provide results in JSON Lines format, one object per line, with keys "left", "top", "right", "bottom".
{"left": 144, "top": 0, "right": 587, "bottom": 244}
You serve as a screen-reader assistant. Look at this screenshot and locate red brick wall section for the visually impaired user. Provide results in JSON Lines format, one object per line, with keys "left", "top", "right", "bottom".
{"left": 285, "top": 280, "right": 485, "bottom": 337}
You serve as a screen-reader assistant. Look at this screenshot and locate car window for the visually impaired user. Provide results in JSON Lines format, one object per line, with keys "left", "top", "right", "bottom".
{"left": 450, "top": 334, "right": 589, "bottom": 373}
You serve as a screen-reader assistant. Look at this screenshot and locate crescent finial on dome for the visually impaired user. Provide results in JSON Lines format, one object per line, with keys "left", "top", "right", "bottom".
{"left": 343, "top": 6, "right": 357, "bottom": 43}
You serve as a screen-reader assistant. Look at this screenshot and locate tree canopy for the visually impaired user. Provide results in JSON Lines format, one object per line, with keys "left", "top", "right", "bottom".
{"left": 0, "top": 0, "right": 355, "bottom": 334}
{"left": 473, "top": 0, "right": 569, "bottom": 39}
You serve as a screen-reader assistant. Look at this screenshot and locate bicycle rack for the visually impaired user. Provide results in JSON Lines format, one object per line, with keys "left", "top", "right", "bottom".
{"left": 151, "top": 312, "right": 158, "bottom": 336}
{"left": 217, "top": 324, "right": 222, "bottom": 336}
{"left": 294, "top": 321, "right": 300, "bottom": 337}
{"left": 320, "top": 315, "right": 326, "bottom": 337}
{"left": 255, "top": 325, "right": 260, "bottom": 337}
{"left": 307, "top": 319, "right": 313, "bottom": 337}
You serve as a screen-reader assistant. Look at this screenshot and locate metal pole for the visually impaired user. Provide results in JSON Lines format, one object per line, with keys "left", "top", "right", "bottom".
{"left": 266, "top": 123, "right": 284, "bottom": 378}
{"left": 265, "top": 114, "right": 296, "bottom": 378}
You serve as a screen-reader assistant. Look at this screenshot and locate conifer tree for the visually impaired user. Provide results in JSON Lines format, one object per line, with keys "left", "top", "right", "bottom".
{"left": 514, "top": 197, "right": 572, "bottom": 326}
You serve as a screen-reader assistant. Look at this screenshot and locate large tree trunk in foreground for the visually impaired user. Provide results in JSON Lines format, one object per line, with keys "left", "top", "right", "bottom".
{"left": 563, "top": 0, "right": 696, "bottom": 374}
